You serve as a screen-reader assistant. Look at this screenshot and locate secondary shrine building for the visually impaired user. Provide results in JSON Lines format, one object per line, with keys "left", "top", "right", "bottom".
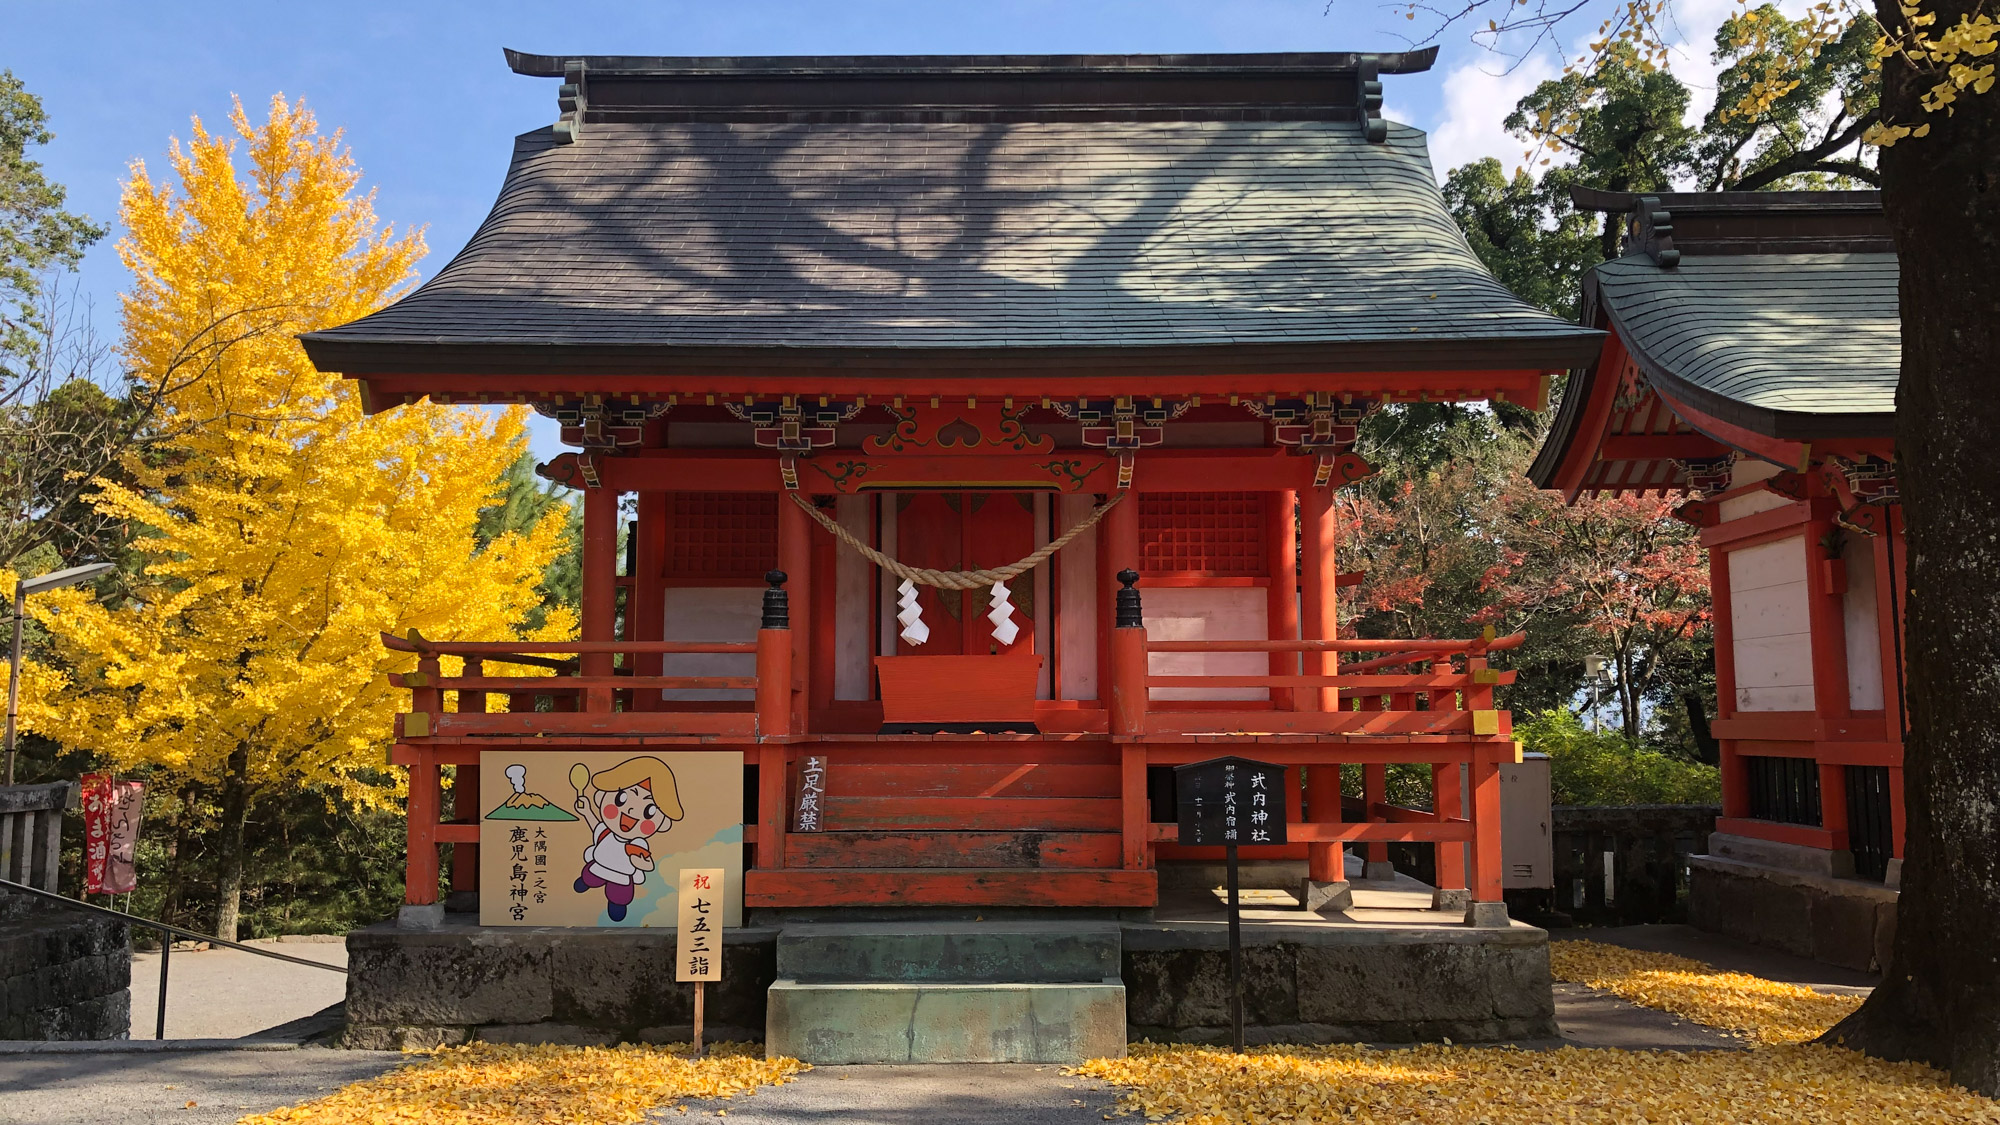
{"left": 1532, "top": 190, "right": 1902, "bottom": 971}
{"left": 303, "top": 52, "right": 1598, "bottom": 941}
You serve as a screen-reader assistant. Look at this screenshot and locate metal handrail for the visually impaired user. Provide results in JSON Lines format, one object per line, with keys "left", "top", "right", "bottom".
{"left": 0, "top": 876, "right": 345, "bottom": 1040}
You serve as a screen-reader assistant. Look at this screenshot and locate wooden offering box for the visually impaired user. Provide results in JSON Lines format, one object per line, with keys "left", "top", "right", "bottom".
{"left": 875, "top": 654, "right": 1044, "bottom": 730}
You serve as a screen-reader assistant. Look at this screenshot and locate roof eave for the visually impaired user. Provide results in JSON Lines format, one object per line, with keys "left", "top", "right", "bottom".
{"left": 1595, "top": 296, "right": 1897, "bottom": 442}
{"left": 299, "top": 331, "right": 1603, "bottom": 381}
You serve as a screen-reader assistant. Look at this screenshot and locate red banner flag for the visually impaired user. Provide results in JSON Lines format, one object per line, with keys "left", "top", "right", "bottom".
{"left": 80, "top": 773, "right": 144, "bottom": 895}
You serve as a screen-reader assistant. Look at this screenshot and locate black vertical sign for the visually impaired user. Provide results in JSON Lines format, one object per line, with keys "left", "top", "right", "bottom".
{"left": 1174, "top": 756, "right": 1289, "bottom": 1052}
{"left": 1175, "top": 757, "right": 1288, "bottom": 847}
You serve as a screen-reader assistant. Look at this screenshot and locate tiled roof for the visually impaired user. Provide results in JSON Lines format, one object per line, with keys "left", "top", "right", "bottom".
{"left": 301, "top": 66, "right": 1600, "bottom": 380}
{"left": 1593, "top": 251, "right": 1899, "bottom": 432}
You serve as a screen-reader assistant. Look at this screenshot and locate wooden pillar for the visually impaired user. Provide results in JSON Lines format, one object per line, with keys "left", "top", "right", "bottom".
{"left": 1298, "top": 487, "right": 1339, "bottom": 712}
{"left": 581, "top": 485, "right": 619, "bottom": 710}
{"left": 1304, "top": 763, "right": 1343, "bottom": 883}
{"left": 1433, "top": 761, "right": 1467, "bottom": 892}
{"left": 1361, "top": 763, "right": 1389, "bottom": 870}
{"left": 778, "top": 490, "right": 812, "bottom": 734}
{"left": 1101, "top": 491, "right": 1141, "bottom": 713}
{"left": 1469, "top": 745, "right": 1504, "bottom": 904}
{"left": 407, "top": 746, "right": 440, "bottom": 906}
{"left": 1266, "top": 490, "right": 1299, "bottom": 711}
{"left": 449, "top": 657, "right": 484, "bottom": 895}
{"left": 809, "top": 511, "right": 838, "bottom": 715}
{"left": 1121, "top": 745, "right": 1150, "bottom": 870}
{"left": 1298, "top": 486, "right": 1344, "bottom": 883}
{"left": 630, "top": 492, "right": 669, "bottom": 711}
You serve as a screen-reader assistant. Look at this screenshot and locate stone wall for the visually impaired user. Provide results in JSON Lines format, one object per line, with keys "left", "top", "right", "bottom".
{"left": 1122, "top": 925, "right": 1555, "bottom": 1044}
{"left": 0, "top": 890, "right": 131, "bottom": 1040}
{"left": 1689, "top": 839, "right": 1896, "bottom": 973}
{"left": 342, "top": 923, "right": 777, "bottom": 1049}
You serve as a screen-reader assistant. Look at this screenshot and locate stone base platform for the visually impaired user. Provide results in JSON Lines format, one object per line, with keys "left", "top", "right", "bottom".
{"left": 343, "top": 858, "right": 1553, "bottom": 1054}
{"left": 1689, "top": 834, "right": 1898, "bottom": 973}
{"left": 0, "top": 890, "right": 131, "bottom": 1041}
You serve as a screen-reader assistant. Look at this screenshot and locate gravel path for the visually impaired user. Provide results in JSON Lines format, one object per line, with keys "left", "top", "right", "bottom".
{"left": 0, "top": 1047, "right": 404, "bottom": 1125}
{"left": 129, "top": 938, "right": 348, "bottom": 1040}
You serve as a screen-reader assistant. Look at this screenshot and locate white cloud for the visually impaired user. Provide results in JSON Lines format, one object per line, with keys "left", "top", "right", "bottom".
{"left": 1420, "top": 53, "right": 1561, "bottom": 179}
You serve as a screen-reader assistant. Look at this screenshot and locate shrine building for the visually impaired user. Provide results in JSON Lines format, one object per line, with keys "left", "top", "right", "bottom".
{"left": 1531, "top": 189, "right": 1902, "bottom": 972}
{"left": 303, "top": 49, "right": 1600, "bottom": 1059}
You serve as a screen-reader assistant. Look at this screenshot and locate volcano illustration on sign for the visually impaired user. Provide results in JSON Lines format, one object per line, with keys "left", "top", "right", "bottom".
{"left": 485, "top": 763, "right": 580, "bottom": 821}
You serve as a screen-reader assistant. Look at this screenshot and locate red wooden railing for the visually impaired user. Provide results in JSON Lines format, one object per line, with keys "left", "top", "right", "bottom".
{"left": 1108, "top": 611, "right": 1525, "bottom": 911}
{"left": 383, "top": 632, "right": 795, "bottom": 740}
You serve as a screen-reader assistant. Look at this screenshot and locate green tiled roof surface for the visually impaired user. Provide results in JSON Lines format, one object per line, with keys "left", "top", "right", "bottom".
{"left": 303, "top": 120, "right": 1599, "bottom": 375}
{"left": 1595, "top": 252, "right": 1899, "bottom": 422}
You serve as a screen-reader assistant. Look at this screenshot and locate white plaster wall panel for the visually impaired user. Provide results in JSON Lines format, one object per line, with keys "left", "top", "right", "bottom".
{"left": 1843, "top": 535, "right": 1884, "bottom": 711}
{"left": 661, "top": 586, "right": 761, "bottom": 700}
{"left": 1719, "top": 489, "right": 1792, "bottom": 522}
{"left": 1057, "top": 494, "right": 1099, "bottom": 700}
{"left": 1727, "top": 535, "right": 1815, "bottom": 712}
{"left": 833, "top": 495, "right": 872, "bottom": 701}
{"left": 1143, "top": 586, "right": 1270, "bottom": 701}
{"left": 1729, "top": 458, "right": 1783, "bottom": 490}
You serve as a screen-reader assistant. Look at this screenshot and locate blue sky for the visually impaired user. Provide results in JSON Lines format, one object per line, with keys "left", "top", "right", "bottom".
{"left": 6, "top": 0, "right": 1747, "bottom": 456}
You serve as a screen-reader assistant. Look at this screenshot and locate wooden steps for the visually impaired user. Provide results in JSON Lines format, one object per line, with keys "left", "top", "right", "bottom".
{"left": 745, "top": 867, "right": 1158, "bottom": 908}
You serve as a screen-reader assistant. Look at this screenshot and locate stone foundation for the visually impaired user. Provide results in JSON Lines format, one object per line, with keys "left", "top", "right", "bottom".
{"left": 1688, "top": 836, "right": 1896, "bottom": 973}
{"left": 0, "top": 890, "right": 131, "bottom": 1040}
{"left": 1121, "top": 922, "right": 1556, "bottom": 1044}
{"left": 343, "top": 910, "right": 1556, "bottom": 1052}
{"left": 341, "top": 921, "right": 777, "bottom": 1049}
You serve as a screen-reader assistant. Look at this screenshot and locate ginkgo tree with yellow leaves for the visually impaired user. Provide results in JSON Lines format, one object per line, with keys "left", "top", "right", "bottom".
{"left": 25, "top": 96, "right": 574, "bottom": 941}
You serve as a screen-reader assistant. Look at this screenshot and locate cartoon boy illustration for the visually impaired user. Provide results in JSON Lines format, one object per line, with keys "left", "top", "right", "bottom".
{"left": 569, "top": 756, "right": 683, "bottom": 922}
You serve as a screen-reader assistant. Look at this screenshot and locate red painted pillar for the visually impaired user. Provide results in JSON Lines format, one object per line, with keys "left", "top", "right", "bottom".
{"left": 581, "top": 486, "right": 618, "bottom": 710}
{"left": 1469, "top": 744, "right": 1504, "bottom": 904}
{"left": 778, "top": 490, "right": 812, "bottom": 734}
{"left": 1298, "top": 486, "right": 1344, "bottom": 882}
{"left": 1298, "top": 487, "right": 1339, "bottom": 712}
{"left": 1362, "top": 763, "right": 1389, "bottom": 871}
{"left": 1266, "top": 490, "right": 1298, "bottom": 711}
{"left": 1433, "top": 761, "right": 1467, "bottom": 893}
{"left": 630, "top": 492, "right": 669, "bottom": 711}
{"left": 1101, "top": 491, "right": 1141, "bottom": 711}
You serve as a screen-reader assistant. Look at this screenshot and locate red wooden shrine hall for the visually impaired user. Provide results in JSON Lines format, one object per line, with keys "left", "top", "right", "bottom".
{"left": 302, "top": 50, "right": 1602, "bottom": 919}
{"left": 1533, "top": 189, "right": 1906, "bottom": 894}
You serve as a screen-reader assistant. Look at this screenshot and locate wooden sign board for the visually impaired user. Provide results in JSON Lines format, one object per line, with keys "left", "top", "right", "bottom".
{"left": 793, "top": 756, "right": 827, "bottom": 832}
{"left": 479, "top": 750, "right": 743, "bottom": 928}
{"left": 1175, "top": 756, "right": 1288, "bottom": 847}
{"left": 676, "top": 868, "right": 724, "bottom": 981}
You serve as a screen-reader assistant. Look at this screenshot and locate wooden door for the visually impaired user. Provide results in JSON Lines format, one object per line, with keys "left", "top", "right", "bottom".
{"left": 893, "top": 492, "right": 1038, "bottom": 656}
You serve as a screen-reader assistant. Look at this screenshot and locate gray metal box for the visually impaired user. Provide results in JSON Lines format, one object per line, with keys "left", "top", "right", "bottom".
{"left": 1499, "top": 754, "right": 1553, "bottom": 889}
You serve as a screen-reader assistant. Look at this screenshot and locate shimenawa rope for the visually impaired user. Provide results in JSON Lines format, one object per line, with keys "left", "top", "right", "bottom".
{"left": 787, "top": 490, "right": 1126, "bottom": 591}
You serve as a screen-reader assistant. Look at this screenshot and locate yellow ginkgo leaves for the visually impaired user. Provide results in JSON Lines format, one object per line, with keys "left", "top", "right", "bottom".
{"left": 1548, "top": 939, "right": 1861, "bottom": 1044}
{"left": 1075, "top": 1041, "right": 1997, "bottom": 1125}
{"left": 239, "top": 1042, "right": 807, "bottom": 1125}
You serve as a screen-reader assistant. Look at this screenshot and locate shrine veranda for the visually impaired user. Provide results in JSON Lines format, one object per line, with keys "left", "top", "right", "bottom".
{"left": 302, "top": 49, "right": 1603, "bottom": 1058}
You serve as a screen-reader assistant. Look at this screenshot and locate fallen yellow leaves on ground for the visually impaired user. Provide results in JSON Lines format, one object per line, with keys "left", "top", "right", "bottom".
{"left": 1549, "top": 939, "right": 1862, "bottom": 1044}
{"left": 238, "top": 1042, "right": 806, "bottom": 1125}
{"left": 1076, "top": 1041, "right": 2000, "bottom": 1124}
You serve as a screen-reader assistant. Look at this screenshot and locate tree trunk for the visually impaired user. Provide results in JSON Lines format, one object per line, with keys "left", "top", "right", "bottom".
{"left": 212, "top": 745, "right": 252, "bottom": 942}
{"left": 1682, "top": 692, "right": 1719, "bottom": 767}
{"left": 1822, "top": 4, "right": 2000, "bottom": 1094}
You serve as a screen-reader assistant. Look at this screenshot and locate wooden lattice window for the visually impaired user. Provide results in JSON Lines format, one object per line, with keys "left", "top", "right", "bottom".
{"left": 665, "top": 492, "right": 777, "bottom": 582}
{"left": 1139, "top": 492, "right": 1267, "bottom": 578}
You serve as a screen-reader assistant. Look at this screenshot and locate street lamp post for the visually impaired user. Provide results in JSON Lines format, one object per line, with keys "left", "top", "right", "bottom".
{"left": 1583, "top": 653, "right": 1614, "bottom": 735}
{"left": 6, "top": 563, "right": 116, "bottom": 785}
